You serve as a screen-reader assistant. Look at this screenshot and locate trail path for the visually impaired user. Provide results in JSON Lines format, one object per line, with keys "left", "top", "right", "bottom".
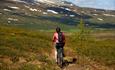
{"left": 0, "top": 47, "right": 114, "bottom": 70}
{"left": 54, "top": 47, "right": 114, "bottom": 70}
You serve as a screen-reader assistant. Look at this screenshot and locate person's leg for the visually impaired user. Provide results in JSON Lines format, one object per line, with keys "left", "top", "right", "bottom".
{"left": 62, "top": 46, "right": 65, "bottom": 57}
{"left": 55, "top": 47, "right": 57, "bottom": 62}
{"left": 55, "top": 44, "right": 58, "bottom": 63}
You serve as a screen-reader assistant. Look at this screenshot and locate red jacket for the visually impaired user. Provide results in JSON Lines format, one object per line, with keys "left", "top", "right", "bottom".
{"left": 52, "top": 32, "right": 65, "bottom": 44}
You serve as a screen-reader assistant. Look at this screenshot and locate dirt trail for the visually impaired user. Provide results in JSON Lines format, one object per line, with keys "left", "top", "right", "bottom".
{"left": 0, "top": 47, "right": 114, "bottom": 70}
{"left": 63, "top": 58, "right": 112, "bottom": 70}
{"left": 55, "top": 47, "right": 114, "bottom": 70}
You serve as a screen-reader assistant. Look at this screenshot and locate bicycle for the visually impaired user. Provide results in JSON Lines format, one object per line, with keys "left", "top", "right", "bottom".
{"left": 57, "top": 46, "right": 63, "bottom": 68}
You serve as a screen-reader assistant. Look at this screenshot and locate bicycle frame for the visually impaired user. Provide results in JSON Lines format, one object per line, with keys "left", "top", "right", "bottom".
{"left": 57, "top": 47, "right": 63, "bottom": 68}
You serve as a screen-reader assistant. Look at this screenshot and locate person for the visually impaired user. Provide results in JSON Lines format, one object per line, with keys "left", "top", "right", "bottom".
{"left": 52, "top": 27, "right": 65, "bottom": 63}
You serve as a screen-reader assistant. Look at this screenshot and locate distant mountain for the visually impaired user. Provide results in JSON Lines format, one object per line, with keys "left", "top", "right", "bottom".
{"left": 0, "top": 0, "right": 115, "bottom": 30}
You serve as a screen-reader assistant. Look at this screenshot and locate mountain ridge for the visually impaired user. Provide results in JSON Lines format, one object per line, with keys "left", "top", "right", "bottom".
{"left": 0, "top": 0, "right": 115, "bottom": 30}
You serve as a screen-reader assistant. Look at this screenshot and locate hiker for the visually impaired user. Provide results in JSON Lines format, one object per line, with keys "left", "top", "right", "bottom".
{"left": 52, "top": 27, "right": 65, "bottom": 63}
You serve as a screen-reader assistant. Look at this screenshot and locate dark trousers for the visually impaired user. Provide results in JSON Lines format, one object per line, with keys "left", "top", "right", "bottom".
{"left": 55, "top": 43, "right": 64, "bottom": 57}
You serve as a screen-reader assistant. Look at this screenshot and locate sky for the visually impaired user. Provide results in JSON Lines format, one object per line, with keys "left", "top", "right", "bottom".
{"left": 66, "top": 0, "right": 115, "bottom": 10}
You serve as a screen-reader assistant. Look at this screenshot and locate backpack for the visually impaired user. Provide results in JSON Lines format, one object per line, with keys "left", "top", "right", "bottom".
{"left": 58, "top": 32, "right": 63, "bottom": 43}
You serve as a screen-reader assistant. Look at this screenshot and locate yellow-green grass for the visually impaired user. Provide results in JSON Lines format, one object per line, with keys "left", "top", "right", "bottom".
{"left": 0, "top": 26, "right": 52, "bottom": 56}
{"left": 0, "top": 26, "right": 61, "bottom": 70}
{"left": 66, "top": 30, "right": 115, "bottom": 67}
{"left": 0, "top": 25, "right": 115, "bottom": 69}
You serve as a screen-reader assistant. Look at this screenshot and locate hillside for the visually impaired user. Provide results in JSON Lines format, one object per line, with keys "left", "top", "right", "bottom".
{"left": 0, "top": 0, "right": 115, "bottom": 31}
{"left": 0, "top": 26, "right": 56, "bottom": 70}
{"left": 0, "top": 25, "right": 115, "bottom": 70}
{"left": 0, "top": 0, "right": 115, "bottom": 70}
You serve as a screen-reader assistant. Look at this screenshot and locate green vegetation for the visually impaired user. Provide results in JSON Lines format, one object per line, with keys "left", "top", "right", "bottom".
{"left": 0, "top": 26, "right": 60, "bottom": 70}
{"left": 0, "top": 7, "right": 76, "bottom": 31}
{"left": 0, "top": 19, "right": 115, "bottom": 69}
{"left": 68, "top": 19, "right": 115, "bottom": 67}
{"left": 0, "top": 1, "right": 115, "bottom": 69}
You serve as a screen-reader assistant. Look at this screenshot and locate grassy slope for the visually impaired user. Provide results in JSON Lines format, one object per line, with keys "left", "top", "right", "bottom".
{"left": 0, "top": 25, "right": 115, "bottom": 70}
{"left": 0, "top": 26, "right": 61, "bottom": 70}
{"left": 0, "top": 1, "right": 115, "bottom": 70}
{"left": 0, "top": 1, "right": 115, "bottom": 31}
{"left": 0, "top": 10, "right": 75, "bottom": 30}
{"left": 69, "top": 29, "right": 115, "bottom": 68}
{"left": 0, "top": 1, "right": 77, "bottom": 31}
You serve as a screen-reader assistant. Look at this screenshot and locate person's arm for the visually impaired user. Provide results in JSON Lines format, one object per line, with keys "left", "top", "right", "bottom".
{"left": 52, "top": 33, "right": 56, "bottom": 43}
